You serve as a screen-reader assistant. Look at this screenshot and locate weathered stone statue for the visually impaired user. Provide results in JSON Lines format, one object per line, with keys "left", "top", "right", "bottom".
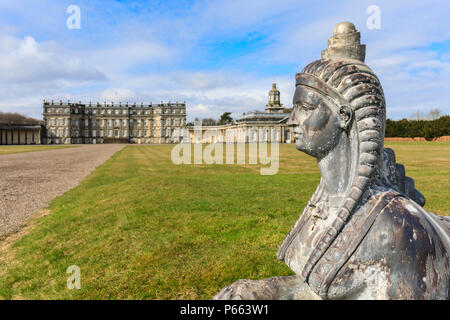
{"left": 214, "top": 22, "right": 450, "bottom": 300}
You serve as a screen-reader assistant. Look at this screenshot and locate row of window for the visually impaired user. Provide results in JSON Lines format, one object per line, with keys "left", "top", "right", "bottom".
{"left": 48, "top": 128, "right": 175, "bottom": 138}
{"left": 44, "top": 108, "right": 185, "bottom": 115}
{"left": 46, "top": 118, "right": 185, "bottom": 127}
{"left": 46, "top": 137, "right": 174, "bottom": 144}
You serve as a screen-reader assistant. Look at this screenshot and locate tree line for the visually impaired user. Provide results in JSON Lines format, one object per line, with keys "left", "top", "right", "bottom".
{"left": 188, "top": 112, "right": 234, "bottom": 126}
{"left": 385, "top": 116, "right": 450, "bottom": 140}
{"left": 0, "top": 112, "right": 42, "bottom": 125}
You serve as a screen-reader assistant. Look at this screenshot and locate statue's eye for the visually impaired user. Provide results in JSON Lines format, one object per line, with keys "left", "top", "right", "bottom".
{"left": 296, "top": 103, "right": 315, "bottom": 111}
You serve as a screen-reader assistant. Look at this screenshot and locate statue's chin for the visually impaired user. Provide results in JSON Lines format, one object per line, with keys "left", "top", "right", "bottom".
{"left": 295, "top": 143, "right": 316, "bottom": 158}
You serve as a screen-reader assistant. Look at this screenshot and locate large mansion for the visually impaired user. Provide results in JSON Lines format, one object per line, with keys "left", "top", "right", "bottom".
{"left": 42, "top": 101, "right": 186, "bottom": 144}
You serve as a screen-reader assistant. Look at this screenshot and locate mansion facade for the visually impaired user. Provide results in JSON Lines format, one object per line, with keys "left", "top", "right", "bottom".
{"left": 42, "top": 100, "right": 186, "bottom": 144}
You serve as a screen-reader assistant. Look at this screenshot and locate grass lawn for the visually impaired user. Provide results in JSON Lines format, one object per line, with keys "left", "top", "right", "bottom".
{"left": 0, "top": 142, "right": 448, "bottom": 299}
{"left": 0, "top": 145, "right": 75, "bottom": 155}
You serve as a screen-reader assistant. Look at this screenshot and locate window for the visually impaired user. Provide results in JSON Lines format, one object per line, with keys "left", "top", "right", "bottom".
{"left": 108, "top": 130, "right": 112, "bottom": 137}
{"left": 92, "top": 130, "right": 96, "bottom": 137}
{"left": 137, "top": 130, "right": 141, "bottom": 137}
{"left": 122, "top": 119, "right": 127, "bottom": 126}
{"left": 107, "top": 120, "right": 112, "bottom": 127}
{"left": 114, "top": 120, "right": 119, "bottom": 127}
{"left": 123, "top": 109, "right": 127, "bottom": 115}
{"left": 100, "top": 130, "right": 104, "bottom": 137}
{"left": 144, "top": 120, "right": 148, "bottom": 126}
{"left": 84, "top": 130, "right": 89, "bottom": 136}
{"left": 85, "top": 119, "right": 89, "bottom": 126}
{"left": 144, "top": 130, "right": 148, "bottom": 137}
{"left": 122, "top": 130, "right": 127, "bottom": 137}
{"left": 107, "top": 109, "right": 111, "bottom": 114}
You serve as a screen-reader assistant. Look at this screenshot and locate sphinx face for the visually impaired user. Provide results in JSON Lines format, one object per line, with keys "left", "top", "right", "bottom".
{"left": 288, "top": 85, "right": 343, "bottom": 159}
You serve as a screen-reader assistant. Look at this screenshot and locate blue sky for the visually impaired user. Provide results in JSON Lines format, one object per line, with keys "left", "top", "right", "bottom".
{"left": 0, "top": 0, "right": 449, "bottom": 121}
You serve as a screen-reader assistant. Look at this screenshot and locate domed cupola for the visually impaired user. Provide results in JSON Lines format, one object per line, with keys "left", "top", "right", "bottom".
{"left": 265, "top": 83, "right": 283, "bottom": 113}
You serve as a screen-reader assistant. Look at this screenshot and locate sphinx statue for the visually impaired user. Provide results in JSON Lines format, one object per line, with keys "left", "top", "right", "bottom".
{"left": 214, "top": 22, "right": 450, "bottom": 300}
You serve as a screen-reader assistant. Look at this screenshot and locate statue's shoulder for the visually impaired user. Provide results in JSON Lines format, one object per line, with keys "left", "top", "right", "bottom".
{"left": 370, "top": 194, "right": 450, "bottom": 252}
{"left": 327, "top": 192, "right": 450, "bottom": 299}
{"left": 368, "top": 194, "right": 431, "bottom": 247}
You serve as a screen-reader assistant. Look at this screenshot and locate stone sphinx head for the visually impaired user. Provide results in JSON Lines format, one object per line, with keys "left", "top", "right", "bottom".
{"left": 288, "top": 59, "right": 384, "bottom": 160}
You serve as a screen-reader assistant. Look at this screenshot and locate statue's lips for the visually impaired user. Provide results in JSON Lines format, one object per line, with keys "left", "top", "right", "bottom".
{"left": 293, "top": 126, "right": 302, "bottom": 139}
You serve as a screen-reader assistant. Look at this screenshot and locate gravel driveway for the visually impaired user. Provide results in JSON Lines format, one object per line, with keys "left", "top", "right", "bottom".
{"left": 0, "top": 144, "right": 124, "bottom": 238}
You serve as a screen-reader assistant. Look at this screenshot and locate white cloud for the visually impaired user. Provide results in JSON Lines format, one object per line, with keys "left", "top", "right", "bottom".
{"left": 99, "top": 88, "right": 136, "bottom": 102}
{"left": 0, "top": 35, "right": 105, "bottom": 84}
{"left": 89, "top": 41, "right": 177, "bottom": 73}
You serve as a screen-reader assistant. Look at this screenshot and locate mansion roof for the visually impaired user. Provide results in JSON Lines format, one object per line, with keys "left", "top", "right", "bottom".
{"left": 235, "top": 111, "right": 290, "bottom": 124}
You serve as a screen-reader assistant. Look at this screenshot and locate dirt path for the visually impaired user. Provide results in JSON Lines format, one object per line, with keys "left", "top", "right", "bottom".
{"left": 0, "top": 144, "right": 124, "bottom": 237}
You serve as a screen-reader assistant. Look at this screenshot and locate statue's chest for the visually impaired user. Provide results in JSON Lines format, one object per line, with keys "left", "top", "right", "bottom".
{"left": 283, "top": 203, "right": 338, "bottom": 275}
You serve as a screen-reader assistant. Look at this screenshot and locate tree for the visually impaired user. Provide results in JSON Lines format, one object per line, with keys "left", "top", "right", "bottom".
{"left": 409, "top": 110, "right": 426, "bottom": 121}
{"left": 0, "top": 112, "right": 42, "bottom": 125}
{"left": 201, "top": 118, "right": 217, "bottom": 126}
{"left": 217, "top": 112, "right": 233, "bottom": 125}
{"left": 428, "top": 108, "right": 442, "bottom": 120}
